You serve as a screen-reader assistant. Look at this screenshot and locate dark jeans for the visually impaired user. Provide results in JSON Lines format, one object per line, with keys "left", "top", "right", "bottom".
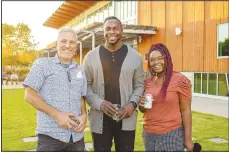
{"left": 37, "top": 134, "right": 85, "bottom": 151}
{"left": 92, "top": 114, "right": 135, "bottom": 152}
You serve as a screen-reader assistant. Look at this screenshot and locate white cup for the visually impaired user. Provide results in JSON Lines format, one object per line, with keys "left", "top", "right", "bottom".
{"left": 144, "top": 94, "right": 153, "bottom": 109}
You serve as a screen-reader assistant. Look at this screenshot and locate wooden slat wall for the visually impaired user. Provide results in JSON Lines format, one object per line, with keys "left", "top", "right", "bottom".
{"left": 137, "top": 1, "right": 229, "bottom": 73}
{"left": 183, "top": 1, "right": 204, "bottom": 72}
{"left": 151, "top": 1, "right": 166, "bottom": 44}
{"left": 204, "top": 1, "right": 229, "bottom": 72}
{"left": 137, "top": 1, "right": 152, "bottom": 26}
{"left": 137, "top": 1, "right": 153, "bottom": 71}
{"left": 165, "top": 1, "right": 183, "bottom": 71}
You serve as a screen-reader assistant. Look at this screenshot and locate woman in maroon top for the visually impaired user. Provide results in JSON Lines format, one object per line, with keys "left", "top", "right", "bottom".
{"left": 139, "top": 43, "right": 194, "bottom": 151}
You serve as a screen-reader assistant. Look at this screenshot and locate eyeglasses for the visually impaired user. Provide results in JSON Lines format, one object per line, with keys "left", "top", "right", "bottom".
{"left": 67, "top": 70, "right": 71, "bottom": 82}
{"left": 149, "top": 56, "right": 165, "bottom": 63}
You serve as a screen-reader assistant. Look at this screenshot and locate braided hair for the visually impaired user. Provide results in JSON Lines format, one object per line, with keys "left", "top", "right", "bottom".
{"left": 147, "top": 43, "right": 173, "bottom": 101}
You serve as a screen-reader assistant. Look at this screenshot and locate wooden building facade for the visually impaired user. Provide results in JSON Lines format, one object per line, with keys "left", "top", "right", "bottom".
{"left": 43, "top": 1, "right": 229, "bottom": 98}
{"left": 137, "top": 1, "right": 229, "bottom": 73}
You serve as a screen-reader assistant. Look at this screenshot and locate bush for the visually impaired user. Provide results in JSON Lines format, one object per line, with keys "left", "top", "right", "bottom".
{"left": 17, "top": 67, "right": 30, "bottom": 81}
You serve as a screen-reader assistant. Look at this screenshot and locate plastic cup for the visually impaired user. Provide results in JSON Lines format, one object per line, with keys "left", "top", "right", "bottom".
{"left": 112, "top": 104, "right": 121, "bottom": 122}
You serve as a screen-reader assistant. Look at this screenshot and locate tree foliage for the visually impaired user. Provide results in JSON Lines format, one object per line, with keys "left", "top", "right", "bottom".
{"left": 222, "top": 38, "right": 229, "bottom": 56}
{"left": 2, "top": 23, "right": 39, "bottom": 66}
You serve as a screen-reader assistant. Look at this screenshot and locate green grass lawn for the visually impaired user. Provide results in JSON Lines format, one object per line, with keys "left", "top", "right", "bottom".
{"left": 2, "top": 89, "right": 229, "bottom": 151}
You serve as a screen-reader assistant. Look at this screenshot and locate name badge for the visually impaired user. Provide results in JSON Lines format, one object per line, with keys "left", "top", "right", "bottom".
{"left": 76, "top": 71, "right": 83, "bottom": 79}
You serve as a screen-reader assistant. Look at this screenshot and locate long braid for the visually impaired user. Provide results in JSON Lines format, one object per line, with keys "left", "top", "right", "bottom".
{"left": 147, "top": 43, "right": 173, "bottom": 101}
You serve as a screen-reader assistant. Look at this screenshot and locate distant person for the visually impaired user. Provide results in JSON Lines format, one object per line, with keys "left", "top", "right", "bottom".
{"left": 10, "top": 73, "right": 19, "bottom": 85}
{"left": 2, "top": 71, "right": 6, "bottom": 85}
{"left": 139, "top": 43, "right": 194, "bottom": 151}
{"left": 23, "top": 28, "right": 87, "bottom": 151}
{"left": 5, "top": 73, "right": 10, "bottom": 85}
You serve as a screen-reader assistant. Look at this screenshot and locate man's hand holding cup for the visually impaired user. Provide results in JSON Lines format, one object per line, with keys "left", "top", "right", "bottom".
{"left": 100, "top": 100, "right": 117, "bottom": 117}
{"left": 69, "top": 113, "right": 87, "bottom": 133}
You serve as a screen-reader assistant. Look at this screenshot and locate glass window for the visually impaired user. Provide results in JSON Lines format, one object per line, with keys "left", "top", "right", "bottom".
{"left": 128, "top": 1, "right": 132, "bottom": 18}
{"left": 94, "top": 11, "right": 99, "bottom": 22}
{"left": 194, "top": 73, "right": 201, "bottom": 93}
{"left": 116, "top": 2, "right": 121, "bottom": 19}
{"left": 74, "top": 19, "right": 84, "bottom": 31}
{"left": 87, "top": 15, "right": 91, "bottom": 25}
{"left": 108, "top": 2, "right": 114, "bottom": 16}
{"left": 120, "top": 1, "right": 123, "bottom": 21}
{"left": 217, "top": 23, "right": 229, "bottom": 57}
{"left": 227, "top": 73, "right": 229, "bottom": 87}
{"left": 202, "top": 73, "right": 207, "bottom": 94}
{"left": 99, "top": 9, "right": 104, "bottom": 22}
{"left": 132, "top": 1, "right": 136, "bottom": 16}
{"left": 218, "top": 74, "right": 228, "bottom": 96}
{"left": 90, "top": 15, "right": 93, "bottom": 25}
{"left": 91, "top": 14, "right": 95, "bottom": 23}
{"left": 123, "top": 1, "right": 128, "bottom": 20}
{"left": 104, "top": 5, "right": 109, "bottom": 19}
{"left": 208, "top": 73, "right": 217, "bottom": 95}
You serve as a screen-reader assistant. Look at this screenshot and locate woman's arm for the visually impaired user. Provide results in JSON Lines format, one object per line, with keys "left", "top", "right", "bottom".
{"left": 138, "top": 96, "right": 147, "bottom": 113}
{"left": 179, "top": 99, "right": 194, "bottom": 151}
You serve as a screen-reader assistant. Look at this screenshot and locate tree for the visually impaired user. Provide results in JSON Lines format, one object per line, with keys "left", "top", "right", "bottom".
{"left": 17, "top": 51, "right": 38, "bottom": 66}
{"left": 2, "top": 23, "right": 39, "bottom": 66}
{"left": 222, "top": 38, "right": 229, "bottom": 56}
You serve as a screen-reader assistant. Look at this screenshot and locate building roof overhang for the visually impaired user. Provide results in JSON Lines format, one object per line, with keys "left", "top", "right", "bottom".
{"left": 43, "top": 1, "right": 97, "bottom": 29}
{"left": 45, "top": 22, "right": 157, "bottom": 50}
{"left": 76, "top": 22, "right": 157, "bottom": 49}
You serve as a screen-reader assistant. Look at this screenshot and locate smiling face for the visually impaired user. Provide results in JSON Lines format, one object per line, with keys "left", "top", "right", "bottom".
{"left": 149, "top": 50, "right": 166, "bottom": 74}
{"left": 56, "top": 31, "right": 77, "bottom": 61}
{"left": 104, "top": 19, "right": 123, "bottom": 45}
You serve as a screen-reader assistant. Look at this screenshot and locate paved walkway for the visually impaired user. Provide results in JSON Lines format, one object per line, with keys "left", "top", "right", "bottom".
{"left": 192, "top": 96, "right": 228, "bottom": 118}
{"left": 2, "top": 82, "right": 24, "bottom": 89}
{"left": 2, "top": 83, "right": 228, "bottom": 118}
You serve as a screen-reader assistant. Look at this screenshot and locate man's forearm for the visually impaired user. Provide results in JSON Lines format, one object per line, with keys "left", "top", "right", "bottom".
{"left": 181, "top": 109, "right": 192, "bottom": 142}
{"left": 25, "top": 88, "right": 59, "bottom": 118}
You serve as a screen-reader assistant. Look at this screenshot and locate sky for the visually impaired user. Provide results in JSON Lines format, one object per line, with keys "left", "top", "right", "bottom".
{"left": 218, "top": 23, "right": 229, "bottom": 42}
{"left": 2, "top": 1, "right": 63, "bottom": 50}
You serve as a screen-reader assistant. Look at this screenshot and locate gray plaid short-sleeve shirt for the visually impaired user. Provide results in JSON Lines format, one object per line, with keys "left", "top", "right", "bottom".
{"left": 23, "top": 56, "right": 87, "bottom": 143}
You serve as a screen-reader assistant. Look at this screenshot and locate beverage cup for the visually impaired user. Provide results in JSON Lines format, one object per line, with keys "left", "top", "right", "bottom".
{"left": 112, "top": 104, "right": 121, "bottom": 122}
{"left": 144, "top": 94, "right": 153, "bottom": 109}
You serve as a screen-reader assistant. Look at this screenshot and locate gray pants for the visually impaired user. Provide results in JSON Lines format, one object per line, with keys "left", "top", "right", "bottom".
{"left": 142, "top": 127, "right": 185, "bottom": 151}
{"left": 37, "top": 134, "right": 85, "bottom": 151}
